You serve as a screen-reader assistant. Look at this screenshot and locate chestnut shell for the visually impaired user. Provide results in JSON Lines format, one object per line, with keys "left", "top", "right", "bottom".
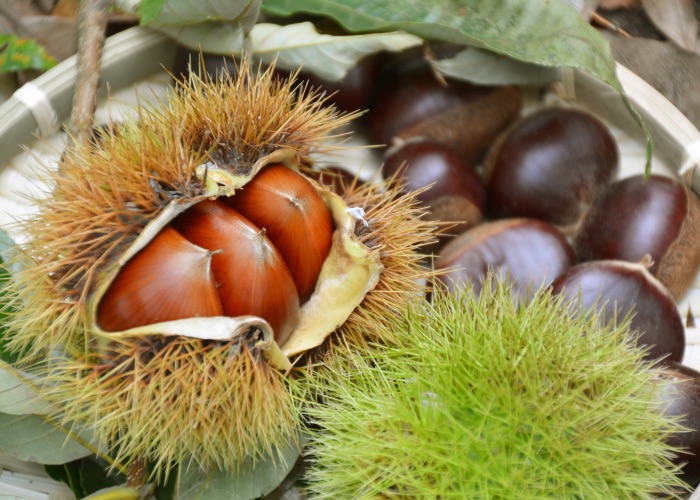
{"left": 550, "top": 260, "right": 685, "bottom": 364}
{"left": 574, "top": 174, "right": 700, "bottom": 299}
{"left": 484, "top": 107, "right": 618, "bottom": 228}
{"left": 436, "top": 218, "right": 574, "bottom": 300}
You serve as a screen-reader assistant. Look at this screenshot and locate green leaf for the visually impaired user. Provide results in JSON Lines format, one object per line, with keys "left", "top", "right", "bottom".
{"left": 177, "top": 438, "right": 301, "bottom": 499}
{"left": 0, "top": 413, "right": 92, "bottom": 464}
{"left": 45, "top": 456, "right": 124, "bottom": 499}
{"left": 0, "top": 360, "right": 53, "bottom": 415}
{"left": 430, "top": 46, "right": 561, "bottom": 86}
{"left": 138, "top": 0, "right": 261, "bottom": 32}
{"left": 0, "top": 34, "right": 55, "bottom": 74}
{"left": 170, "top": 21, "right": 422, "bottom": 81}
{"left": 262, "top": 0, "right": 653, "bottom": 172}
{"left": 262, "top": 0, "right": 615, "bottom": 84}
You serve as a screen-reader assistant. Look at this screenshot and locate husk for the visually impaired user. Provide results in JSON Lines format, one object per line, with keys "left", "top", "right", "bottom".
{"left": 1, "top": 60, "right": 437, "bottom": 478}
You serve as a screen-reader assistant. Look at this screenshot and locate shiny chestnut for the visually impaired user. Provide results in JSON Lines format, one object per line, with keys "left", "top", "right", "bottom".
{"left": 574, "top": 174, "right": 700, "bottom": 299}
{"left": 384, "top": 140, "right": 485, "bottom": 239}
{"left": 550, "top": 259, "right": 685, "bottom": 364}
{"left": 483, "top": 107, "right": 618, "bottom": 231}
{"left": 368, "top": 65, "right": 522, "bottom": 163}
{"left": 97, "top": 165, "right": 334, "bottom": 345}
{"left": 654, "top": 362, "right": 700, "bottom": 487}
{"left": 436, "top": 218, "right": 575, "bottom": 300}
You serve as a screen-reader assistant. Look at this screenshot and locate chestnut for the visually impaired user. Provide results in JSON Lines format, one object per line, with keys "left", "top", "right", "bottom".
{"left": 383, "top": 140, "right": 485, "bottom": 239}
{"left": 171, "top": 200, "right": 301, "bottom": 346}
{"left": 223, "top": 164, "right": 334, "bottom": 302}
{"left": 294, "top": 53, "right": 386, "bottom": 114}
{"left": 96, "top": 226, "right": 223, "bottom": 332}
{"left": 436, "top": 218, "right": 575, "bottom": 300}
{"left": 550, "top": 259, "right": 685, "bottom": 364}
{"left": 483, "top": 107, "right": 618, "bottom": 231}
{"left": 574, "top": 174, "right": 700, "bottom": 299}
{"left": 368, "top": 65, "right": 522, "bottom": 163}
{"left": 654, "top": 361, "right": 700, "bottom": 487}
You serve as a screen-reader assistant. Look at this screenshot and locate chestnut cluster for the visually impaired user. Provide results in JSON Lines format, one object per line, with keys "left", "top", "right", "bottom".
{"left": 97, "top": 164, "right": 333, "bottom": 346}
{"left": 178, "top": 49, "right": 700, "bottom": 485}
{"left": 284, "top": 55, "right": 700, "bottom": 369}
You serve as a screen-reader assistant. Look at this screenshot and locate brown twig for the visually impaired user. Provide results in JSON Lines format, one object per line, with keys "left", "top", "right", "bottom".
{"left": 69, "top": 0, "right": 112, "bottom": 146}
{"left": 126, "top": 455, "right": 149, "bottom": 489}
{"left": 591, "top": 11, "right": 633, "bottom": 38}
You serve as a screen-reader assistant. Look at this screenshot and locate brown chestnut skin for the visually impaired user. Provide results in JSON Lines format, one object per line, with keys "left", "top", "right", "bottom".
{"left": 295, "top": 53, "right": 386, "bottom": 114}
{"left": 368, "top": 65, "right": 522, "bottom": 163}
{"left": 223, "top": 164, "right": 334, "bottom": 303}
{"left": 483, "top": 108, "right": 618, "bottom": 230}
{"left": 384, "top": 140, "right": 485, "bottom": 238}
{"left": 574, "top": 174, "right": 700, "bottom": 300}
{"left": 550, "top": 259, "right": 685, "bottom": 364}
{"left": 654, "top": 361, "right": 700, "bottom": 487}
{"left": 97, "top": 226, "right": 224, "bottom": 332}
{"left": 384, "top": 140, "right": 484, "bottom": 207}
{"left": 172, "top": 199, "right": 300, "bottom": 345}
{"left": 436, "top": 218, "right": 575, "bottom": 300}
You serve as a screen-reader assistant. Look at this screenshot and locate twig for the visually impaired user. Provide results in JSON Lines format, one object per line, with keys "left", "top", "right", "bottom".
{"left": 69, "top": 0, "right": 112, "bottom": 147}
{"left": 126, "top": 455, "right": 148, "bottom": 489}
{"left": 591, "top": 11, "right": 633, "bottom": 38}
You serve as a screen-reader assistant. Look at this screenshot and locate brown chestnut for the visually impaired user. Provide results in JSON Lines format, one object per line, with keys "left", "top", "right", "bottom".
{"left": 436, "top": 218, "right": 575, "bottom": 300}
{"left": 483, "top": 108, "right": 618, "bottom": 230}
{"left": 550, "top": 259, "right": 685, "bottom": 364}
{"left": 574, "top": 174, "right": 700, "bottom": 299}
{"left": 223, "top": 164, "right": 334, "bottom": 302}
{"left": 172, "top": 199, "right": 301, "bottom": 346}
{"left": 368, "top": 65, "right": 522, "bottom": 163}
{"left": 384, "top": 140, "right": 485, "bottom": 238}
{"left": 294, "top": 53, "right": 386, "bottom": 114}
{"left": 97, "top": 226, "right": 223, "bottom": 332}
{"left": 654, "top": 361, "right": 700, "bottom": 487}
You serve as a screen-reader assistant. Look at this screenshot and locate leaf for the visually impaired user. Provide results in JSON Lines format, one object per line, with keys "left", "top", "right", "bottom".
{"left": 0, "top": 34, "right": 56, "bottom": 74}
{"left": 177, "top": 438, "right": 301, "bottom": 499}
{"left": 138, "top": 0, "right": 261, "bottom": 32}
{"left": 249, "top": 22, "right": 421, "bottom": 80}
{"left": 0, "top": 413, "right": 92, "bottom": 464}
{"left": 45, "top": 456, "right": 124, "bottom": 499}
{"left": 0, "top": 361, "right": 53, "bottom": 415}
{"left": 431, "top": 46, "right": 561, "bottom": 85}
{"left": 262, "top": 0, "right": 618, "bottom": 86}
{"left": 161, "top": 21, "right": 421, "bottom": 81}
{"left": 641, "top": 0, "right": 698, "bottom": 52}
{"left": 261, "top": 0, "right": 654, "bottom": 173}
{"left": 0, "top": 230, "right": 22, "bottom": 365}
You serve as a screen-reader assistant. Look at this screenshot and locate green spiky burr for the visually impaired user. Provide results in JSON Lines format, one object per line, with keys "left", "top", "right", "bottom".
{"left": 304, "top": 279, "right": 689, "bottom": 498}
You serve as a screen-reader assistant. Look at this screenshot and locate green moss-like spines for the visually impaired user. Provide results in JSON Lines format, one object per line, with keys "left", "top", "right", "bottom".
{"left": 305, "top": 281, "right": 688, "bottom": 498}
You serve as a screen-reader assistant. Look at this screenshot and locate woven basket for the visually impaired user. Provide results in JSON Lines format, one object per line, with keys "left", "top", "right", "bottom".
{"left": 0, "top": 25, "right": 698, "bottom": 498}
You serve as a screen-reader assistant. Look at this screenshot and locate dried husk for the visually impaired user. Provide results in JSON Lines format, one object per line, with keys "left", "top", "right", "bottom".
{"left": 2, "top": 61, "right": 436, "bottom": 476}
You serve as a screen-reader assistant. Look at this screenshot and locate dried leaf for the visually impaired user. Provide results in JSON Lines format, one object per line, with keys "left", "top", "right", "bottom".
{"left": 641, "top": 0, "right": 698, "bottom": 51}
